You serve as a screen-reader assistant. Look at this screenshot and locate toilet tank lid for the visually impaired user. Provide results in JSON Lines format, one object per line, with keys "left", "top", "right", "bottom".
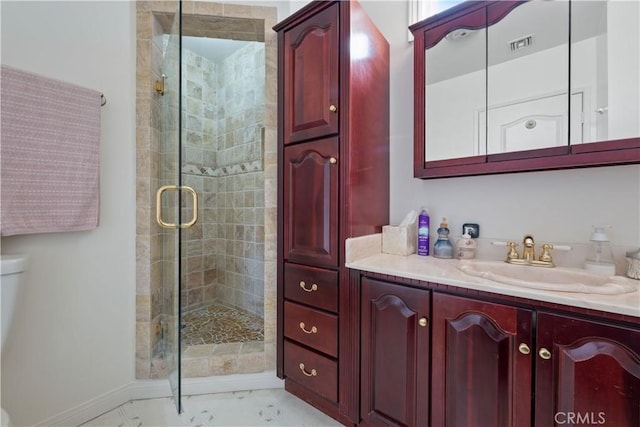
{"left": 0, "top": 255, "right": 27, "bottom": 275}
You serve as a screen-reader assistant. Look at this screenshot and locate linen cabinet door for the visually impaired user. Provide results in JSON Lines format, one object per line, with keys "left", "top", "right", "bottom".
{"left": 431, "top": 293, "right": 533, "bottom": 427}
{"left": 283, "top": 138, "right": 339, "bottom": 268}
{"left": 360, "top": 278, "right": 431, "bottom": 427}
{"left": 535, "top": 312, "right": 640, "bottom": 427}
{"left": 283, "top": 2, "right": 339, "bottom": 144}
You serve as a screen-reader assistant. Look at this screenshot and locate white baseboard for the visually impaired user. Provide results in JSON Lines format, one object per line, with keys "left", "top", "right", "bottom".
{"left": 35, "top": 371, "right": 283, "bottom": 427}
{"left": 34, "top": 382, "right": 134, "bottom": 427}
{"left": 182, "top": 371, "right": 283, "bottom": 397}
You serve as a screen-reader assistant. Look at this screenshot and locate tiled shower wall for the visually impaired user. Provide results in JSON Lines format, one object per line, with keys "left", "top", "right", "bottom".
{"left": 181, "top": 44, "right": 266, "bottom": 318}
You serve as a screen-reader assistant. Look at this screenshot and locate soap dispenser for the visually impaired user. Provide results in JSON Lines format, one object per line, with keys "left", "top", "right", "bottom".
{"left": 456, "top": 226, "right": 477, "bottom": 259}
{"left": 584, "top": 226, "right": 616, "bottom": 276}
{"left": 433, "top": 217, "right": 454, "bottom": 259}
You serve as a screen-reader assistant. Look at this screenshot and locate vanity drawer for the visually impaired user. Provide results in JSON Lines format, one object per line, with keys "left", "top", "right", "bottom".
{"left": 284, "top": 339, "right": 338, "bottom": 403}
{"left": 284, "top": 301, "right": 338, "bottom": 357}
{"left": 284, "top": 263, "right": 338, "bottom": 313}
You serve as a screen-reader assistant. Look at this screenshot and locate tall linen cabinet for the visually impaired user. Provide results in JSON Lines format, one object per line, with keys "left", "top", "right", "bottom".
{"left": 274, "top": 1, "right": 390, "bottom": 423}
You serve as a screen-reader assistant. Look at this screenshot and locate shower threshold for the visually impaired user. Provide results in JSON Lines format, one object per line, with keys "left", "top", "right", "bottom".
{"left": 152, "top": 302, "right": 266, "bottom": 378}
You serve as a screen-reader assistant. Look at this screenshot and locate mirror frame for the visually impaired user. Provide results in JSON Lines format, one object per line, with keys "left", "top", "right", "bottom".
{"left": 410, "top": 0, "right": 640, "bottom": 179}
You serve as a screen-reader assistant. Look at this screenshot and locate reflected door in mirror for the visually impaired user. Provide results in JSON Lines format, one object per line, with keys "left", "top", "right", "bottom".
{"left": 486, "top": 0, "right": 570, "bottom": 156}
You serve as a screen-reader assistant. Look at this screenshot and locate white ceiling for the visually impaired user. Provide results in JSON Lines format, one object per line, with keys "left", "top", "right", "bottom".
{"left": 181, "top": 36, "right": 253, "bottom": 62}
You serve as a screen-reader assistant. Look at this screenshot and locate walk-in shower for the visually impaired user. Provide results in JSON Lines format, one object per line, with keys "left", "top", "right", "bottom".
{"left": 176, "top": 37, "right": 266, "bottom": 376}
{"left": 134, "top": 1, "right": 278, "bottom": 407}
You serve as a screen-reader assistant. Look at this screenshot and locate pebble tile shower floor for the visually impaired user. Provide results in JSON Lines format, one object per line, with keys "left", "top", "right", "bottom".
{"left": 181, "top": 303, "right": 264, "bottom": 346}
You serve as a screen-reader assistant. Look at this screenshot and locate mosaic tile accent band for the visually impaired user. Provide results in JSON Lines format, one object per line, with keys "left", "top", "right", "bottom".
{"left": 183, "top": 159, "right": 263, "bottom": 177}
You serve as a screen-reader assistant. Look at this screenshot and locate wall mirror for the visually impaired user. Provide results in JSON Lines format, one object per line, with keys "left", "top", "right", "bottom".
{"left": 411, "top": 0, "right": 639, "bottom": 179}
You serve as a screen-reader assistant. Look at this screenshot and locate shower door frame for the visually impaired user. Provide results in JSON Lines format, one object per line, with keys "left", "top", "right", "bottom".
{"left": 135, "top": 0, "right": 279, "bottom": 395}
{"left": 157, "top": 0, "right": 184, "bottom": 412}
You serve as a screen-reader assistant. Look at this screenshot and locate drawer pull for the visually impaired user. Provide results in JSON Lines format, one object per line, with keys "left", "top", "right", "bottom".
{"left": 299, "top": 322, "right": 318, "bottom": 334}
{"left": 299, "top": 363, "right": 317, "bottom": 377}
{"left": 299, "top": 281, "right": 318, "bottom": 292}
{"left": 539, "top": 347, "right": 552, "bottom": 360}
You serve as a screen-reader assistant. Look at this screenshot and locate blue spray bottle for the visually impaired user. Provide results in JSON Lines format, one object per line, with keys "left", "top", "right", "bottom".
{"left": 417, "top": 208, "right": 430, "bottom": 256}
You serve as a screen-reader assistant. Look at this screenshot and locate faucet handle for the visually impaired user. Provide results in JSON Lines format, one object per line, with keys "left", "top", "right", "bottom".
{"left": 491, "top": 241, "right": 520, "bottom": 261}
{"left": 548, "top": 244, "right": 572, "bottom": 252}
{"left": 539, "top": 243, "right": 572, "bottom": 265}
{"left": 506, "top": 242, "right": 520, "bottom": 260}
{"left": 539, "top": 244, "right": 554, "bottom": 263}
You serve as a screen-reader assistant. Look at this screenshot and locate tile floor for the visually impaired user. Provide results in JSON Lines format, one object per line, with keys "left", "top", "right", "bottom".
{"left": 80, "top": 388, "right": 343, "bottom": 427}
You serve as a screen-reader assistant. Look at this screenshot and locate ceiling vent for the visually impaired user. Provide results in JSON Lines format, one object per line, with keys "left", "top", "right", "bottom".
{"left": 509, "top": 35, "right": 534, "bottom": 52}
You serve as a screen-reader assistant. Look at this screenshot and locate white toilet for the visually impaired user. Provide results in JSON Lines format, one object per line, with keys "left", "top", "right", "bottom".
{"left": 1, "top": 255, "right": 27, "bottom": 427}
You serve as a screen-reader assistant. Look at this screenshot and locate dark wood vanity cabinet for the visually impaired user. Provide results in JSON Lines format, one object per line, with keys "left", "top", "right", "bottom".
{"left": 535, "top": 312, "right": 640, "bottom": 427}
{"left": 356, "top": 273, "right": 640, "bottom": 427}
{"left": 282, "top": 3, "right": 339, "bottom": 145}
{"left": 275, "top": 1, "right": 389, "bottom": 424}
{"left": 283, "top": 138, "right": 339, "bottom": 269}
{"left": 360, "top": 278, "right": 430, "bottom": 427}
{"left": 431, "top": 293, "right": 533, "bottom": 427}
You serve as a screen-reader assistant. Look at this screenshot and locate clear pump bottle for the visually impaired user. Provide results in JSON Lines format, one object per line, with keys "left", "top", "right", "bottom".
{"left": 584, "top": 226, "right": 616, "bottom": 276}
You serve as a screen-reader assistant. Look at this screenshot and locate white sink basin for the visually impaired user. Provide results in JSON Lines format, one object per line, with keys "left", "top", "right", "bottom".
{"left": 457, "top": 260, "right": 638, "bottom": 294}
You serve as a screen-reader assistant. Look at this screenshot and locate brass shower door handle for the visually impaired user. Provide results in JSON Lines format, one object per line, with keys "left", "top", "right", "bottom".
{"left": 156, "top": 185, "right": 199, "bottom": 229}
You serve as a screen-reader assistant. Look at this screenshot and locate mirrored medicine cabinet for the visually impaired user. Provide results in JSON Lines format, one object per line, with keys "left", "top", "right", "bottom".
{"left": 410, "top": 0, "right": 640, "bottom": 179}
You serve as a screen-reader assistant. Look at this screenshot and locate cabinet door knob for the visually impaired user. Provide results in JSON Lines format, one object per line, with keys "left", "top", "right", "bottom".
{"left": 299, "top": 363, "right": 317, "bottom": 377}
{"left": 418, "top": 317, "right": 428, "bottom": 327}
{"left": 329, "top": 104, "right": 337, "bottom": 113}
{"left": 518, "top": 343, "right": 531, "bottom": 355}
{"left": 329, "top": 157, "right": 337, "bottom": 164}
{"left": 299, "top": 322, "right": 318, "bottom": 334}
{"left": 299, "top": 281, "right": 318, "bottom": 292}
{"left": 538, "top": 347, "right": 552, "bottom": 360}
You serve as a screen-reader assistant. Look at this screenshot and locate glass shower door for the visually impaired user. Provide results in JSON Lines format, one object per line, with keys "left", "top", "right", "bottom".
{"left": 156, "top": 0, "right": 184, "bottom": 413}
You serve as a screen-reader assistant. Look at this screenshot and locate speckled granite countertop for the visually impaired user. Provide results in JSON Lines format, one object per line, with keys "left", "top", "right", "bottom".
{"left": 345, "top": 234, "right": 640, "bottom": 318}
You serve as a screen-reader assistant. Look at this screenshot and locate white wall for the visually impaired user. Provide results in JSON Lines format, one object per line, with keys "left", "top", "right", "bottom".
{"left": 0, "top": 1, "right": 136, "bottom": 425}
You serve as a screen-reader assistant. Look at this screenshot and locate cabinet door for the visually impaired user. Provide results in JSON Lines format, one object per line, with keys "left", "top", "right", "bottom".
{"left": 360, "top": 278, "right": 430, "bottom": 427}
{"left": 283, "top": 3, "right": 339, "bottom": 144}
{"left": 283, "top": 138, "right": 339, "bottom": 268}
{"left": 431, "top": 293, "right": 533, "bottom": 427}
{"left": 535, "top": 312, "right": 640, "bottom": 427}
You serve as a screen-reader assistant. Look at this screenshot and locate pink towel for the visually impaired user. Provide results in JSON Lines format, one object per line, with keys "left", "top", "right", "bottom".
{"left": 1, "top": 65, "right": 101, "bottom": 236}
